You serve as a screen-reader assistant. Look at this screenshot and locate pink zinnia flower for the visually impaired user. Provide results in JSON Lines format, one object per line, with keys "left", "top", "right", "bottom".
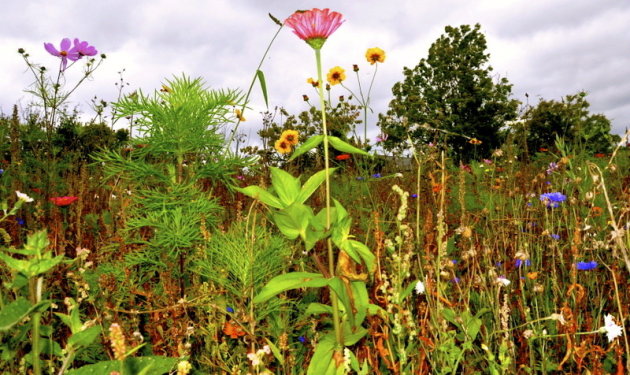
{"left": 73, "top": 38, "right": 97, "bottom": 57}
{"left": 284, "top": 8, "right": 344, "bottom": 50}
{"left": 44, "top": 38, "right": 80, "bottom": 71}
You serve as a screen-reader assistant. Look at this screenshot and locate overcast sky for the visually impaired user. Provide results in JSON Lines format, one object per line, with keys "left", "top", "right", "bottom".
{"left": 1, "top": 0, "right": 628, "bottom": 147}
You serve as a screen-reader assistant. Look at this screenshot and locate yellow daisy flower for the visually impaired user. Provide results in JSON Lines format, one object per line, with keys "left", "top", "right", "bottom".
{"left": 280, "top": 129, "right": 299, "bottom": 145}
{"left": 274, "top": 138, "right": 292, "bottom": 154}
{"left": 327, "top": 66, "right": 346, "bottom": 85}
{"left": 307, "top": 77, "right": 320, "bottom": 87}
{"left": 365, "top": 47, "right": 386, "bottom": 65}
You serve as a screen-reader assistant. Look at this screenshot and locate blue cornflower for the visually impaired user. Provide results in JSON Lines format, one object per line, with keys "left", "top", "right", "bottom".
{"left": 226, "top": 306, "right": 234, "bottom": 313}
{"left": 450, "top": 277, "right": 460, "bottom": 284}
{"left": 576, "top": 261, "right": 598, "bottom": 271}
{"left": 514, "top": 259, "right": 531, "bottom": 268}
{"left": 372, "top": 173, "right": 382, "bottom": 178}
{"left": 298, "top": 336, "right": 306, "bottom": 343}
{"left": 539, "top": 192, "right": 567, "bottom": 208}
{"left": 411, "top": 194, "right": 418, "bottom": 198}
{"left": 0, "top": 169, "right": 4, "bottom": 175}
{"left": 550, "top": 234, "right": 560, "bottom": 240}
{"left": 451, "top": 259, "right": 458, "bottom": 265}
{"left": 17, "top": 218, "right": 25, "bottom": 226}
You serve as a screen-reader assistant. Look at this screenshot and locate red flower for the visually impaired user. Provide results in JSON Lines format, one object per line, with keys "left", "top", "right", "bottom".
{"left": 223, "top": 320, "right": 246, "bottom": 339}
{"left": 538, "top": 147, "right": 548, "bottom": 152}
{"left": 284, "top": 8, "right": 344, "bottom": 50}
{"left": 50, "top": 196, "right": 78, "bottom": 207}
{"left": 335, "top": 154, "right": 351, "bottom": 161}
{"left": 594, "top": 153, "right": 606, "bottom": 158}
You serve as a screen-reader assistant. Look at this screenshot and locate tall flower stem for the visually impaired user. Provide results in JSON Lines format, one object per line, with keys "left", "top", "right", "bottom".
{"left": 315, "top": 48, "right": 343, "bottom": 348}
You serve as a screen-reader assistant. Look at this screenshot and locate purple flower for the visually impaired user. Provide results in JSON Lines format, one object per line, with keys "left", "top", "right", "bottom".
{"left": 226, "top": 306, "right": 234, "bottom": 313}
{"left": 539, "top": 192, "right": 567, "bottom": 208}
{"left": 410, "top": 194, "right": 418, "bottom": 198}
{"left": 372, "top": 173, "right": 381, "bottom": 178}
{"left": 17, "top": 218, "right": 25, "bottom": 226}
{"left": 546, "top": 162, "right": 558, "bottom": 175}
{"left": 375, "top": 133, "right": 388, "bottom": 143}
{"left": 450, "top": 277, "right": 460, "bottom": 284}
{"left": 514, "top": 259, "right": 531, "bottom": 268}
{"left": 0, "top": 169, "right": 4, "bottom": 175}
{"left": 576, "top": 261, "right": 598, "bottom": 271}
{"left": 73, "top": 38, "right": 97, "bottom": 57}
{"left": 44, "top": 38, "right": 80, "bottom": 71}
{"left": 298, "top": 335, "right": 307, "bottom": 343}
{"left": 550, "top": 234, "right": 560, "bottom": 240}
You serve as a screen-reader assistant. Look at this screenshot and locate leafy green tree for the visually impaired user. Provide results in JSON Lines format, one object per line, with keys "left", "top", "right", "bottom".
{"left": 521, "top": 91, "right": 619, "bottom": 154}
{"left": 378, "top": 23, "right": 519, "bottom": 161}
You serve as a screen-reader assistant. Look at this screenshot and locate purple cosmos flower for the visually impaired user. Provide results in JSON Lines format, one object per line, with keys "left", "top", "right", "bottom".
{"left": 73, "top": 38, "right": 97, "bottom": 57}
{"left": 514, "top": 259, "right": 531, "bottom": 268}
{"left": 44, "top": 38, "right": 80, "bottom": 71}
{"left": 546, "top": 162, "right": 558, "bottom": 175}
{"left": 540, "top": 192, "right": 567, "bottom": 208}
{"left": 375, "top": 133, "right": 388, "bottom": 143}
{"left": 576, "top": 261, "right": 598, "bottom": 271}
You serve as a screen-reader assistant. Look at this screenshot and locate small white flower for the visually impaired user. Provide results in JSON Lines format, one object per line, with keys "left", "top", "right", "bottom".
{"left": 600, "top": 314, "right": 623, "bottom": 343}
{"left": 415, "top": 280, "right": 425, "bottom": 295}
{"left": 16, "top": 191, "right": 34, "bottom": 203}
{"left": 549, "top": 313, "right": 566, "bottom": 325}
{"left": 496, "top": 276, "right": 511, "bottom": 286}
{"left": 395, "top": 173, "right": 403, "bottom": 178}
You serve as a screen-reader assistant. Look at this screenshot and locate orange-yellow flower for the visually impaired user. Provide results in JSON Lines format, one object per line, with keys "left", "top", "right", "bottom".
{"left": 365, "top": 47, "right": 386, "bottom": 65}
{"left": 274, "top": 138, "right": 292, "bottom": 154}
{"left": 281, "top": 129, "right": 299, "bottom": 145}
{"left": 468, "top": 138, "right": 482, "bottom": 145}
{"left": 234, "top": 109, "right": 246, "bottom": 122}
{"left": 327, "top": 66, "right": 346, "bottom": 85}
{"left": 307, "top": 77, "right": 320, "bottom": 87}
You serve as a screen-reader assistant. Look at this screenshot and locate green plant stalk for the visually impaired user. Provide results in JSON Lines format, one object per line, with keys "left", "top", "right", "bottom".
{"left": 224, "top": 24, "right": 283, "bottom": 154}
{"left": 30, "top": 276, "right": 44, "bottom": 375}
{"left": 315, "top": 48, "right": 343, "bottom": 348}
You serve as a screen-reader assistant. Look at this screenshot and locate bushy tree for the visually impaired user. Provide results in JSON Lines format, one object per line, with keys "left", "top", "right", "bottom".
{"left": 521, "top": 91, "right": 619, "bottom": 154}
{"left": 378, "top": 24, "right": 519, "bottom": 161}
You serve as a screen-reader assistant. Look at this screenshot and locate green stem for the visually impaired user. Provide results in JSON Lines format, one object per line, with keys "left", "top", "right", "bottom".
{"left": 224, "top": 24, "right": 283, "bottom": 154}
{"left": 315, "top": 48, "right": 343, "bottom": 348}
{"left": 30, "top": 276, "right": 43, "bottom": 375}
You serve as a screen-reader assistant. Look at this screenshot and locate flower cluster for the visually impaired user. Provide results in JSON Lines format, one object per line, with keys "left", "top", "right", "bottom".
{"left": 539, "top": 192, "right": 566, "bottom": 208}
{"left": 274, "top": 130, "right": 299, "bottom": 154}
{"left": 44, "top": 38, "right": 97, "bottom": 71}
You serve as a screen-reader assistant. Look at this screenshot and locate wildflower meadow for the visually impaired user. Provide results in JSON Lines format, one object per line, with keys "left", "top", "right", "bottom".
{"left": 1, "top": 7, "right": 629, "bottom": 375}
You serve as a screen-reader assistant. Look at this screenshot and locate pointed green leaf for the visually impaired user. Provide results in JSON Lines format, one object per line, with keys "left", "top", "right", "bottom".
{"left": 235, "top": 185, "right": 283, "bottom": 209}
{"left": 253, "top": 272, "right": 328, "bottom": 304}
{"left": 256, "top": 69, "right": 269, "bottom": 108}
{"left": 0, "top": 298, "right": 33, "bottom": 331}
{"left": 296, "top": 168, "right": 337, "bottom": 204}
{"left": 265, "top": 338, "right": 285, "bottom": 366}
{"left": 270, "top": 167, "right": 300, "bottom": 206}
{"left": 68, "top": 326, "right": 102, "bottom": 348}
{"left": 0, "top": 253, "right": 30, "bottom": 274}
{"left": 328, "top": 136, "right": 370, "bottom": 156}
{"left": 347, "top": 240, "right": 375, "bottom": 273}
{"left": 289, "top": 135, "right": 324, "bottom": 161}
{"left": 304, "top": 303, "right": 333, "bottom": 316}
{"left": 272, "top": 203, "right": 313, "bottom": 240}
{"left": 307, "top": 334, "right": 337, "bottom": 375}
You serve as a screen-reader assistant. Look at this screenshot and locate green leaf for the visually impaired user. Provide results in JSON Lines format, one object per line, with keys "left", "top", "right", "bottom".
{"left": 253, "top": 272, "right": 329, "bottom": 304}
{"left": 270, "top": 167, "right": 300, "bottom": 206}
{"left": 66, "top": 356, "right": 178, "bottom": 375}
{"left": 347, "top": 240, "right": 375, "bottom": 273}
{"left": 0, "top": 253, "right": 30, "bottom": 274}
{"left": 307, "top": 334, "right": 338, "bottom": 375}
{"left": 343, "top": 325, "right": 368, "bottom": 346}
{"left": 0, "top": 298, "right": 33, "bottom": 331}
{"left": 68, "top": 326, "right": 102, "bottom": 348}
{"left": 272, "top": 203, "right": 313, "bottom": 240}
{"left": 265, "top": 338, "right": 285, "bottom": 366}
{"left": 30, "top": 255, "right": 65, "bottom": 276}
{"left": 290, "top": 135, "right": 324, "bottom": 161}
{"left": 236, "top": 185, "right": 283, "bottom": 209}
{"left": 296, "top": 168, "right": 336, "bottom": 204}
{"left": 328, "top": 136, "right": 370, "bottom": 156}
{"left": 256, "top": 69, "right": 269, "bottom": 108}
{"left": 305, "top": 303, "right": 333, "bottom": 316}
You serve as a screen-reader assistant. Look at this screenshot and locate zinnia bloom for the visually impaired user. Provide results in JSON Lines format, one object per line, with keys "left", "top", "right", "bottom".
{"left": 327, "top": 66, "right": 346, "bottom": 85}
{"left": 280, "top": 129, "right": 299, "bottom": 145}
{"left": 284, "top": 8, "right": 344, "bottom": 50}
{"left": 50, "top": 196, "right": 79, "bottom": 207}
{"left": 365, "top": 47, "right": 386, "bottom": 64}
{"left": 274, "top": 139, "right": 292, "bottom": 154}
{"left": 44, "top": 38, "right": 80, "bottom": 71}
